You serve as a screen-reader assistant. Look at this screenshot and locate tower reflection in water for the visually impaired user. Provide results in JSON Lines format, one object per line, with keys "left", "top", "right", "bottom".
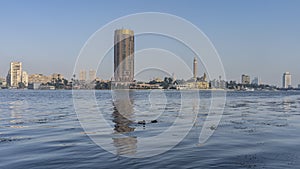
{"left": 112, "top": 90, "right": 137, "bottom": 156}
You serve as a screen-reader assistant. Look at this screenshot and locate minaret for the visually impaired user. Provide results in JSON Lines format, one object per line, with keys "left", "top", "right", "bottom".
{"left": 193, "top": 57, "right": 197, "bottom": 80}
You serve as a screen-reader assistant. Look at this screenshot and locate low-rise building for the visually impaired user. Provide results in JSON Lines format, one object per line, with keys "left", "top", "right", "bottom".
{"left": 28, "top": 83, "right": 42, "bottom": 90}
{"left": 28, "top": 73, "right": 64, "bottom": 84}
{"left": 195, "top": 81, "right": 209, "bottom": 89}
{"left": 210, "top": 79, "right": 226, "bottom": 89}
{"left": 130, "top": 83, "right": 163, "bottom": 89}
{"left": 0, "top": 77, "right": 7, "bottom": 87}
{"left": 39, "top": 84, "right": 55, "bottom": 90}
{"left": 29, "top": 74, "right": 52, "bottom": 83}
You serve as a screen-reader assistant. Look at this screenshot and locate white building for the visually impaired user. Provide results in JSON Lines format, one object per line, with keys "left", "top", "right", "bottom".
{"left": 251, "top": 77, "right": 261, "bottom": 85}
{"left": 22, "top": 71, "right": 28, "bottom": 87}
{"left": 7, "top": 62, "right": 22, "bottom": 87}
{"left": 28, "top": 82, "right": 42, "bottom": 90}
{"left": 210, "top": 79, "right": 226, "bottom": 89}
{"left": 89, "top": 70, "right": 96, "bottom": 82}
{"left": 6, "top": 62, "right": 29, "bottom": 88}
{"left": 282, "top": 72, "right": 292, "bottom": 88}
{"left": 79, "top": 70, "right": 87, "bottom": 82}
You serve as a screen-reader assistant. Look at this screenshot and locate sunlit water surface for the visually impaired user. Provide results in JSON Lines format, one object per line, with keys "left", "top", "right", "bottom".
{"left": 1, "top": 90, "right": 300, "bottom": 169}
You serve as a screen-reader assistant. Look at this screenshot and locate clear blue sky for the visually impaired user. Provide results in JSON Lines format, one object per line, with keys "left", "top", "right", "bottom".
{"left": 0, "top": 0, "right": 300, "bottom": 86}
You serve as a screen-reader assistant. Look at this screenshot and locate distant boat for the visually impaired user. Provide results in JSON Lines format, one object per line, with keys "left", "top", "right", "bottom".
{"left": 175, "top": 85, "right": 190, "bottom": 90}
{"left": 243, "top": 87, "right": 254, "bottom": 91}
{"left": 8, "top": 86, "right": 18, "bottom": 89}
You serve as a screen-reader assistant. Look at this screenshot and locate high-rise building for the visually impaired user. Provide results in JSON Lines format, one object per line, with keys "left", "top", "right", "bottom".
{"left": 283, "top": 72, "right": 292, "bottom": 88}
{"left": 89, "top": 70, "right": 96, "bottom": 82}
{"left": 79, "top": 70, "right": 87, "bottom": 82}
{"left": 22, "top": 71, "right": 28, "bottom": 87}
{"left": 241, "top": 74, "right": 250, "bottom": 84}
{"left": 114, "top": 29, "right": 134, "bottom": 82}
{"left": 193, "top": 57, "right": 197, "bottom": 80}
{"left": 251, "top": 77, "right": 260, "bottom": 85}
{"left": 7, "top": 62, "right": 22, "bottom": 87}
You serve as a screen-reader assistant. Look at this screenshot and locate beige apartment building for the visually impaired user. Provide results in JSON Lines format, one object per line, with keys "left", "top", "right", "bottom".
{"left": 7, "top": 62, "right": 22, "bottom": 87}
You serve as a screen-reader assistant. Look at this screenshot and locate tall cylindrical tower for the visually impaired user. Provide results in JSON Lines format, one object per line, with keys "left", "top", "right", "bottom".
{"left": 114, "top": 29, "right": 135, "bottom": 82}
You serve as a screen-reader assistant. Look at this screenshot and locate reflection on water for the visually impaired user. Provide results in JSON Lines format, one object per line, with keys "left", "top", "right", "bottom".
{"left": 9, "top": 100, "right": 28, "bottom": 128}
{"left": 113, "top": 136, "right": 137, "bottom": 156}
{"left": 112, "top": 91, "right": 137, "bottom": 155}
{"left": 282, "top": 97, "right": 292, "bottom": 111}
{"left": 112, "top": 106, "right": 135, "bottom": 133}
{"left": 109, "top": 90, "right": 200, "bottom": 158}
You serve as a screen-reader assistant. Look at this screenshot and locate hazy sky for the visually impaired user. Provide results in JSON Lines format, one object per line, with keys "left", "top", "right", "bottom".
{"left": 0, "top": 0, "right": 300, "bottom": 86}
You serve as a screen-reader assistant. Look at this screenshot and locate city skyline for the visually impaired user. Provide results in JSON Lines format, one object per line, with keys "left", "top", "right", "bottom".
{"left": 2, "top": 60, "right": 298, "bottom": 89}
{"left": 1, "top": 1, "right": 300, "bottom": 86}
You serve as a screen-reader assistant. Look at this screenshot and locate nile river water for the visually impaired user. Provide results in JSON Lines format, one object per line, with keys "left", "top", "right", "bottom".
{"left": 1, "top": 90, "right": 300, "bottom": 169}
